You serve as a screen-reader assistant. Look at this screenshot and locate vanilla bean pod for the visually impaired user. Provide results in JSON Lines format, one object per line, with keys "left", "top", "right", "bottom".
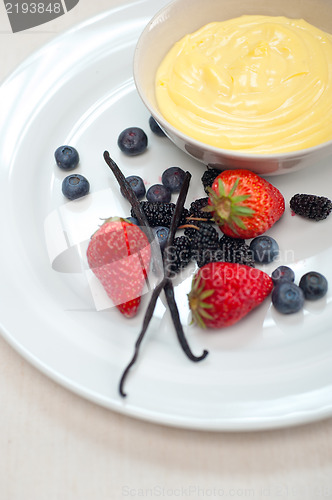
{"left": 162, "top": 172, "right": 209, "bottom": 362}
{"left": 103, "top": 151, "right": 155, "bottom": 243}
{"left": 118, "top": 277, "right": 168, "bottom": 397}
{"left": 104, "top": 151, "right": 164, "bottom": 276}
{"left": 162, "top": 171, "right": 191, "bottom": 259}
{"left": 164, "top": 280, "right": 208, "bottom": 362}
{"left": 103, "top": 153, "right": 208, "bottom": 396}
{"left": 104, "top": 152, "right": 168, "bottom": 396}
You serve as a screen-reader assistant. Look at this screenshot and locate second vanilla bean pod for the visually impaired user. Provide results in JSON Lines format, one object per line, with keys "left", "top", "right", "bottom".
{"left": 162, "top": 172, "right": 209, "bottom": 362}
{"left": 118, "top": 277, "right": 168, "bottom": 397}
{"left": 164, "top": 280, "right": 208, "bottom": 362}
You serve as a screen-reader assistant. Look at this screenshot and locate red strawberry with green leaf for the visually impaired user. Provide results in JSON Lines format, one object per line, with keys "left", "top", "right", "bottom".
{"left": 87, "top": 217, "right": 151, "bottom": 318}
{"left": 188, "top": 262, "right": 273, "bottom": 328}
{"left": 205, "top": 169, "right": 285, "bottom": 238}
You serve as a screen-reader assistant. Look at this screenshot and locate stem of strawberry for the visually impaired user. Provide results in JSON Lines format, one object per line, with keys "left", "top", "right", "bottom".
{"left": 177, "top": 223, "right": 200, "bottom": 230}
{"left": 186, "top": 216, "right": 210, "bottom": 222}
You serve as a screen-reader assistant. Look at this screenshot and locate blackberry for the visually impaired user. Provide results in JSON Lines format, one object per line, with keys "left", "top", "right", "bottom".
{"left": 183, "top": 221, "right": 205, "bottom": 242}
{"left": 226, "top": 244, "right": 255, "bottom": 267}
{"left": 186, "top": 222, "right": 219, "bottom": 249}
{"left": 220, "top": 234, "right": 246, "bottom": 250}
{"left": 219, "top": 234, "right": 246, "bottom": 261}
{"left": 201, "top": 168, "right": 221, "bottom": 193}
{"left": 220, "top": 235, "right": 255, "bottom": 267}
{"left": 196, "top": 246, "right": 224, "bottom": 268}
{"left": 132, "top": 201, "right": 189, "bottom": 227}
{"left": 164, "top": 236, "right": 192, "bottom": 275}
{"left": 290, "top": 193, "right": 332, "bottom": 221}
{"left": 194, "top": 234, "right": 255, "bottom": 268}
{"left": 184, "top": 222, "right": 220, "bottom": 267}
{"left": 188, "top": 197, "right": 213, "bottom": 221}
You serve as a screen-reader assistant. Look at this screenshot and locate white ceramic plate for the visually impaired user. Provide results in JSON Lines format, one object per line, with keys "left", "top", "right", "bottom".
{"left": 1, "top": 0, "right": 332, "bottom": 431}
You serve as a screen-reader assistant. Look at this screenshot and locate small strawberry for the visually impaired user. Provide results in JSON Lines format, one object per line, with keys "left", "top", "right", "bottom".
{"left": 205, "top": 169, "right": 285, "bottom": 238}
{"left": 87, "top": 217, "right": 151, "bottom": 318}
{"left": 188, "top": 262, "right": 273, "bottom": 328}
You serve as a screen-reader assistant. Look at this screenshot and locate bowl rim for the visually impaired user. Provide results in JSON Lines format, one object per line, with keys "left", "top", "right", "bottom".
{"left": 133, "top": 0, "right": 332, "bottom": 161}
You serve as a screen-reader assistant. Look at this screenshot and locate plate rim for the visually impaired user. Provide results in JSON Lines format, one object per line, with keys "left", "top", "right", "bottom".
{"left": 1, "top": 0, "right": 332, "bottom": 432}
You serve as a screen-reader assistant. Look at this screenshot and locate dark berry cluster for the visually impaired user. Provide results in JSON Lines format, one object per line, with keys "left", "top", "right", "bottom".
{"left": 184, "top": 222, "right": 219, "bottom": 267}
{"left": 193, "top": 234, "right": 255, "bottom": 268}
{"left": 185, "top": 222, "right": 219, "bottom": 248}
{"left": 182, "top": 223, "right": 256, "bottom": 269}
{"left": 201, "top": 168, "right": 221, "bottom": 193}
{"left": 164, "top": 236, "right": 192, "bottom": 275}
{"left": 188, "top": 197, "right": 213, "bottom": 221}
{"left": 290, "top": 193, "right": 332, "bottom": 221}
{"left": 132, "top": 201, "right": 189, "bottom": 228}
{"left": 220, "top": 235, "right": 255, "bottom": 268}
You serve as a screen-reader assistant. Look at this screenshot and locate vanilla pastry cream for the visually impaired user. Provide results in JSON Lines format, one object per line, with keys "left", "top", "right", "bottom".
{"left": 155, "top": 15, "right": 332, "bottom": 153}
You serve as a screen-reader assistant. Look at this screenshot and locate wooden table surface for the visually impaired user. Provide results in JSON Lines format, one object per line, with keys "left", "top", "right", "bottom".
{"left": 1, "top": 2, "right": 332, "bottom": 499}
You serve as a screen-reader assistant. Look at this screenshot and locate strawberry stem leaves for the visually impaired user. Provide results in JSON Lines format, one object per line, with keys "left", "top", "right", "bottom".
{"left": 205, "top": 177, "right": 255, "bottom": 233}
{"left": 188, "top": 275, "right": 215, "bottom": 329}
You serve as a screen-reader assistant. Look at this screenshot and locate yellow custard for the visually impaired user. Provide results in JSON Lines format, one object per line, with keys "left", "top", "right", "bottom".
{"left": 155, "top": 15, "right": 332, "bottom": 153}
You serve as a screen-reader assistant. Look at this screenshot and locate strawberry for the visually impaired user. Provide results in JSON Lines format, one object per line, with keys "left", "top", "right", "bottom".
{"left": 87, "top": 217, "right": 151, "bottom": 318}
{"left": 188, "top": 262, "right": 273, "bottom": 328}
{"left": 205, "top": 169, "right": 285, "bottom": 238}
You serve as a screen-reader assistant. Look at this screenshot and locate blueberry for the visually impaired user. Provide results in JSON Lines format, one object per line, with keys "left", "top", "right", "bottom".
{"left": 126, "top": 216, "right": 139, "bottom": 226}
{"left": 271, "top": 266, "right": 295, "bottom": 286}
{"left": 272, "top": 282, "right": 304, "bottom": 314}
{"left": 250, "top": 236, "right": 279, "bottom": 263}
{"left": 62, "top": 174, "right": 90, "bottom": 200}
{"left": 299, "top": 271, "right": 328, "bottom": 300}
{"left": 161, "top": 166, "right": 186, "bottom": 193}
{"left": 121, "top": 175, "right": 146, "bottom": 200}
{"left": 153, "top": 226, "right": 169, "bottom": 251}
{"left": 55, "top": 145, "right": 79, "bottom": 170}
{"left": 146, "top": 184, "right": 171, "bottom": 202}
{"left": 117, "top": 127, "right": 148, "bottom": 156}
{"left": 149, "top": 116, "right": 166, "bottom": 137}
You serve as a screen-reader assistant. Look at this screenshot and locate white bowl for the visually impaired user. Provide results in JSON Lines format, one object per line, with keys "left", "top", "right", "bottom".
{"left": 134, "top": 0, "right": 332, "bottom": 175}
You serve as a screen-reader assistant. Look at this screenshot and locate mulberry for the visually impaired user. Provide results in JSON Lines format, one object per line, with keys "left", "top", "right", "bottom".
{"left": 290, "top": 194, "right": 332, "bottom": 221}
{"left": 164, "top": 236, "right": 192, "bottom": 275}
{"left": 188, "top": 197, "right": 213, "bottom": 221}
{"left": 132, "top": 201, "right": 189, "bottom": 227}
{"left": 201, "top": 168, "right": 221, "bottom": 193}
{"left": 220, "top": 235, "right": 255, "bottom": 267}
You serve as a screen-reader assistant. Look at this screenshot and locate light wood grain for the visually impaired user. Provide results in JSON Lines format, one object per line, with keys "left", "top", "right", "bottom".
{"left": 1, "top": 2, "right": 332, "bottom": 499}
